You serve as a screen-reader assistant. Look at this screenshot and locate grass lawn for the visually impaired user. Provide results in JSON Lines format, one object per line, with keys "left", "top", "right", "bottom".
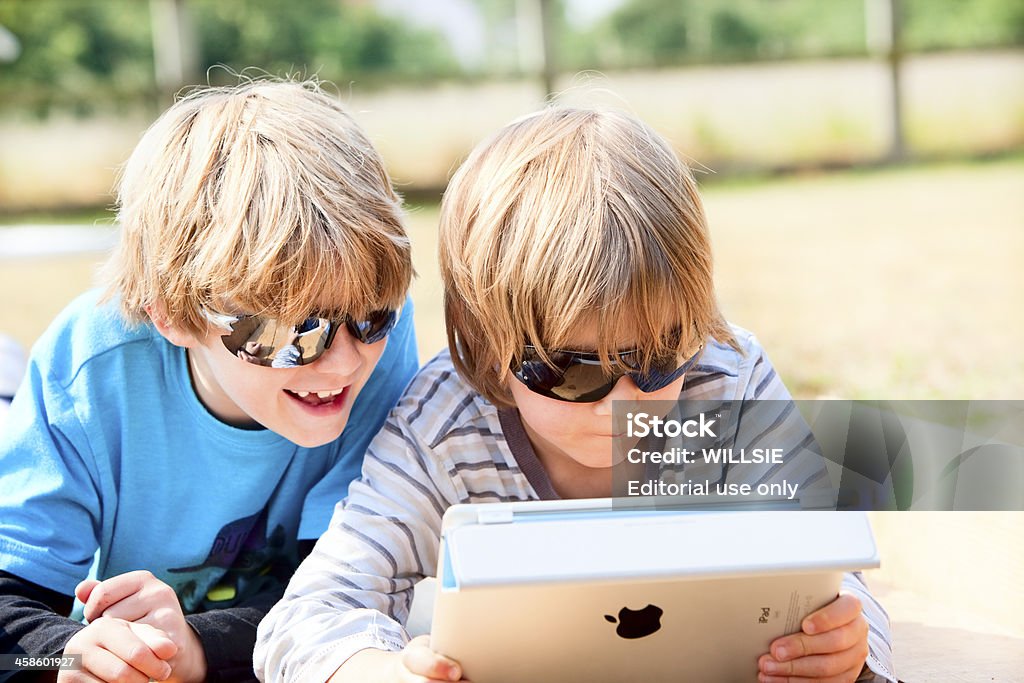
{"left": 1, "top": 158, "right": 1021, "bottom": 399}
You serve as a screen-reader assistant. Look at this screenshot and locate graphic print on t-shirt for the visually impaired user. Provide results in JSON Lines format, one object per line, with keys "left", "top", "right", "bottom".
{"left": 168, "top": 508, "right": 290, "bottom": 612}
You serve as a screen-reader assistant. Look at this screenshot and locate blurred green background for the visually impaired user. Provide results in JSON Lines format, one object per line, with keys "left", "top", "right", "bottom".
{"left": 1, "top": 0, "right": 1022, "bottom": 399}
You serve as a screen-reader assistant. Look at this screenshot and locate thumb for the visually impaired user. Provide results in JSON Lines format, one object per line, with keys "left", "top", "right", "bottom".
{"left": 74, "top": 579, "right": 100, "bottom": 605}
{"left": 128, "top": 621, "right": 179, "bottom": 662}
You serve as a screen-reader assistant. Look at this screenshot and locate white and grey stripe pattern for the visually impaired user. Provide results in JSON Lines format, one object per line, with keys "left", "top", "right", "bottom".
{"left": 254, "top": 326, "right": 896, "bottom": 682}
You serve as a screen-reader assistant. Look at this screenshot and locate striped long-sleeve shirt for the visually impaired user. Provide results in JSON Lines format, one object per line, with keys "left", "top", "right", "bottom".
{"left": 254, "top": 326, "right": 897, "bottom": 682}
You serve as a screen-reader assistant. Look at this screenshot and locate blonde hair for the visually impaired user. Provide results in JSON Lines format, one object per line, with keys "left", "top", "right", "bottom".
{"left": 439, "top": 107, "right": 736, "bottom": 407}
{"left": 102, "top": 77, "right": 412, "bottom": 335}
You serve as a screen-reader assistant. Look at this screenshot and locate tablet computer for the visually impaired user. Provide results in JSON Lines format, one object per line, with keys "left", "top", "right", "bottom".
{"left": 430, "top": 498, "right": 878, "bottom": 683}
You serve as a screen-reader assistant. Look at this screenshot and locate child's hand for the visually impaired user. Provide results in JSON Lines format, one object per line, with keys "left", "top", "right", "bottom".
{"left": 60, "top": 616, "right": 177, "bottom": 682}
{"left": 76, "top": 571, "right": 207, "bottom": 683}
{"left": 331, "top": 635, "right": 470, "bottom": 682}
{"left": 757, "top": 594, "right": 869, "bottom": 683}
{"left": 398, "top": 636, "right": 468, "bottom": 682}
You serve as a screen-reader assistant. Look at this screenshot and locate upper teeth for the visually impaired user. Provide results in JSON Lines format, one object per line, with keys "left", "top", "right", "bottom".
{"left": 295, "top": 389, "right": 344, "bottom": 398}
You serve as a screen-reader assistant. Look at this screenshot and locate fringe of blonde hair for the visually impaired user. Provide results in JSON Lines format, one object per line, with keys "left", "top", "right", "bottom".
{"left": 440, "top": 107, "right": 736, "bottom": 407}
{"left": 102, "top": 77, "right": 413, "bottom": 335}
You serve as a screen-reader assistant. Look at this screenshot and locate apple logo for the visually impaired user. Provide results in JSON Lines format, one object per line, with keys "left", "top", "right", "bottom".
{"left": 604, "top": 604, "right": 663, "bottom": 639}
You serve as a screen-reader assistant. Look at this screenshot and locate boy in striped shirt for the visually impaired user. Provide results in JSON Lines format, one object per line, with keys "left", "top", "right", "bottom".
{"left": 255, "top": 108, "right": 897, "bottom": 683}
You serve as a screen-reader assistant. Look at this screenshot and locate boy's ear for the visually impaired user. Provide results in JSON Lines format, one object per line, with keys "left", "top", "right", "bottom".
{"left": 145, "top": 303, "right": 200, "bottom": 349}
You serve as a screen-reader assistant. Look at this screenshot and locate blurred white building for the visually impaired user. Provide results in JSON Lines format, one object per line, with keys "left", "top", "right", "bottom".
{"left": 372, "top": 0, "right": 624, "bottom": 70}
{"left": 0, "top": 23, "right": 21, "bottom": 63}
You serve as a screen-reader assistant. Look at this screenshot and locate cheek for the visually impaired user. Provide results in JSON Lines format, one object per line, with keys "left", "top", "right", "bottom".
{"left": 363, "top": 339, "right": 388, "bottom": 369}
{"left": 355, "top": 340, "right": 388, "bottom": 383}
{"left": 342, "top": 339, "right": 389, "bottom": 399}
{"left": 203, "top": 346, "right": 289, "bottom": 396}
{"left": 523, "top": 403, "right": 575, "bottom": 433}
{"left": 226, "top": 365, "right": 289, "bottom": 406}
{"left": 509, "top": 382, "right": 589, "bottom": 435}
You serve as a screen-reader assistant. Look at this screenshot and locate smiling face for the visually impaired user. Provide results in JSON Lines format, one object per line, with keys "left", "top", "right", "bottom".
{"left": 171, "top": 318, "right": 388, "bottom": 448}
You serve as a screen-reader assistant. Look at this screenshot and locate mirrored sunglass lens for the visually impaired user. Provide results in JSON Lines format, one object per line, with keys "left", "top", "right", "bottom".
{"left": 549, "top": 370, "right": 619, "bottom": 402}
{"left": 518, "top": 358, "right": 564, "bottom": 392}
{"left": 220, "top": 316, "right": 333, "bottom": 367}
{"left": 295, "top": 317, "right": 323, "bottom": 334}
{"left": 347, "top": 310, "right": 397, "bottom": 344}
{"left": 516, "top": 348, "right": 622, "bottom": 403}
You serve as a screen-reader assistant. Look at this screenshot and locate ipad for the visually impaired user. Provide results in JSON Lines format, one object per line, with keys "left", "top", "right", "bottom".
{"left": 430, "top": 498, "right": 878, "bottom": 683}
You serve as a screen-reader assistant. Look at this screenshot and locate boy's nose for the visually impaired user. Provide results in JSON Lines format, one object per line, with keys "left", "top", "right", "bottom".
{"left": 591, "top": 375, "right": 643, "bottom": 416}
{"left": 314, "top": 326, "right": 365, "bottom": 378}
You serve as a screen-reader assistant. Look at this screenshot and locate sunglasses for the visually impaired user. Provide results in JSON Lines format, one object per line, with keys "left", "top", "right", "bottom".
{"left": 202, "top": 308, "right": 398, "bottom": 368}
{"left": 511, "top": 340, "right": 704, "bottom": 403}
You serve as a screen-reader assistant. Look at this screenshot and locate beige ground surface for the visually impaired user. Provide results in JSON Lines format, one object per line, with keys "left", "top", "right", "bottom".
{"left": 867, "top": 511, "right": 1024, "bottom": 682}
{"left": 871, "top": 579, "right": 1024, "bottom": 682}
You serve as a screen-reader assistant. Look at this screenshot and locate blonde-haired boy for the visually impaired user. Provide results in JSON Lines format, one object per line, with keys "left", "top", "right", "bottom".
{"left": 255, "top": 108, "right": 896, "bottom": 683}
{"left": 0, "top": 79, "right": 418, "bottom": 682}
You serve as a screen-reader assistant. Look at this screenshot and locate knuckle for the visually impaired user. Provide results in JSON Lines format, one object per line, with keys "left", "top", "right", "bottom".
{"left": 90, "top": 585, "right": 110, "bottom": 605}
{"left": 844, "top": 620, "right": 867, "bottom": 649}
{"left": 87, "top": 615, "right": 110, "bottom": 630}
{"left": 152, "top": 605, "right": 174, "bottom": 624}
{"left": 125, "top": 643, "right": 150, "bottom": 667}
{"left": 156, "top": 583, "right": 177, "bottom": 602}
{"left": 805, "top": 658, "right": 829, "bottom": 677}
{"left": 109, "top": 660, "right": 133, "bottom": 682}
{"left": 833, "top": 622, "right": 852, "bottom": 646}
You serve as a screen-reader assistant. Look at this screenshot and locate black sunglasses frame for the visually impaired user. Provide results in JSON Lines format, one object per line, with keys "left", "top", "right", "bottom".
{"left": 511, "top": 341, "right": 704, "bottom": 403}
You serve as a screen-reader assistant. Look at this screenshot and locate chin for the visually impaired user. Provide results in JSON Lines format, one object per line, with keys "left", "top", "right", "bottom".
{"left": 285, "top": 426, "right": 344, "bottom": 449}
{"left": 568, "top": 452, "right": 615, "bottom": 470}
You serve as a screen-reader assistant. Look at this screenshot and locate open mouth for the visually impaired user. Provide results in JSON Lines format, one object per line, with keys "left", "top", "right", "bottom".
{"left": 285, "top": 387, "right": 347, "bottom": 407}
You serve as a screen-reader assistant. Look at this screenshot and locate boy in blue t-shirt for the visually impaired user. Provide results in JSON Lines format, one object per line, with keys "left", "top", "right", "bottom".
{"left": 0, "top": 79, "right": 418, "bottom": 682}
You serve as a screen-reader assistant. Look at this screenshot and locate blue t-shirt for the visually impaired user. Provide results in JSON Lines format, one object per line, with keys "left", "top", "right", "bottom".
{"left": 0, "top": 290, "right": 418, "bottom": 613}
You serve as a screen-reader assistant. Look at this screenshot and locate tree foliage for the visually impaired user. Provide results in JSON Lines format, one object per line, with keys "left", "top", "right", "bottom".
{"left": 0, "top": 0, "right": 458, "bottom": 114}
{"left": 0, "top": 0, "right": 153, "bottom": 113}
{"left": 1, "top": 0, "right": 1021, "bottom": 116}
{"left": 192, "top": 0, "right": 458, "bottom": 82}
{"left": 902, "top": 0, "right": 1024, "bottom": 50}
{"left": 559, "top": 0, "right": 1024, "bottom": 71}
